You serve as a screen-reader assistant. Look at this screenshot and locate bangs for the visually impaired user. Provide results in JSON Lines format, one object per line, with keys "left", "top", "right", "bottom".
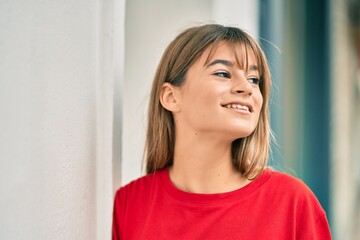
{"left": 203, "top": 40, "right": 265, "bottom": 79}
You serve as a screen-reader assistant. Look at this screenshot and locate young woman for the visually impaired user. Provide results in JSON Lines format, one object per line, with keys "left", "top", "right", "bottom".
{"left": 112, "top": 24, "right": 331, "bottom": 239}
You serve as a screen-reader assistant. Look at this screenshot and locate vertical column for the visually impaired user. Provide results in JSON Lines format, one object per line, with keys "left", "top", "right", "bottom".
{"left": 259, "top": 0, "right": 284, "bottom": 169}
{"left": 330, "top": 0, "right": 360, "bottom": 238}
{"left": 96, "top": 0, "right": 125, "bottom": 239}
{"left": 303, "top": 0, "right": 331, "bottom": 218}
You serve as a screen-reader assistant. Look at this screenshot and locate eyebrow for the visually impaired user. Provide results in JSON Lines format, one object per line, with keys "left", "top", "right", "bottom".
{"left": 248, "top": 65, "right": 258, "bottom": 71}
{"left": 206, "top": 59, "right": 259, "bottom": 71}
{"left": 206, "top": 59, "right": 234, "bottom": 68}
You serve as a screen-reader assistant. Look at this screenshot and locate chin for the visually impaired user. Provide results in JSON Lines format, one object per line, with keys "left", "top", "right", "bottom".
{"left": 225, "top": 129, "right": 255, "bottom": 141}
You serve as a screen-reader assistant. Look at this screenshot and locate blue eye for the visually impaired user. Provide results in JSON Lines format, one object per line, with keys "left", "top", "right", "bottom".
{"left": 248, "top": 77, "right": 260, "bottom": 85}
{"left": 214, "top": 71, "right": 231, "bottom": 78}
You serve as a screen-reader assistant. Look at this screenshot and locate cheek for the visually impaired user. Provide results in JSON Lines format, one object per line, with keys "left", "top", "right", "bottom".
{"left": 188, "top": 84, "right": 223, "bottom": 105}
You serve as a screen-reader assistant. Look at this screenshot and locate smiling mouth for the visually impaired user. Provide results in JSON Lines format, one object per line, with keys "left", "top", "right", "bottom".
{"left": 222, "top": 104, "right": 252, "bottom": 113}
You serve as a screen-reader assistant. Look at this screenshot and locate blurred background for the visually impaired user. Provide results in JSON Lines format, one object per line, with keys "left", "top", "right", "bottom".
{"left": 1, "top": 0, "right": 359, "bottom": 239}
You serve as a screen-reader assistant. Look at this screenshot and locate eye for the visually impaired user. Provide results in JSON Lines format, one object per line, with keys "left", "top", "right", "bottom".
{"left": 214, "top": 71, "right": 231, "bottom": 78}
{"left": 248, "top": 77, "right": 261, "bottom": 85}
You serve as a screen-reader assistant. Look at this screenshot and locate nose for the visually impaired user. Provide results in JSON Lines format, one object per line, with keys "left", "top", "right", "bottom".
{"left": 230, "top": 74, "right": 252, "bottom": 96}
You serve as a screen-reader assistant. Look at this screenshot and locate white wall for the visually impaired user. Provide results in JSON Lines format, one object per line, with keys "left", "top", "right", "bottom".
{"left": 122, "top": 0, "right": 259, "bottom": 185}
{"left": 0, "top": 0, "right": 124, "bottom": 239}
{"left": 212, "top": 0, "right": 259, "bottom": 37}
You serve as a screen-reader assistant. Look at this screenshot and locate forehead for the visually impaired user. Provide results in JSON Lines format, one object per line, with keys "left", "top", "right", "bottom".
{"left": 202, "top": 41, "right": 259, "bottom": 70}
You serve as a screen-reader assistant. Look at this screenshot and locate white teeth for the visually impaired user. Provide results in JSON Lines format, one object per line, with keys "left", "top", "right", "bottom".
{"left": 225, "top": 104, "right": 249, "bottom": 111}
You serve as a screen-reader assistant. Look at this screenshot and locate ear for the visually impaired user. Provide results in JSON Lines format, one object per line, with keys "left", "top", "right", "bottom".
{"left": 159, "top": 83, "right": 180, "bottom": 112}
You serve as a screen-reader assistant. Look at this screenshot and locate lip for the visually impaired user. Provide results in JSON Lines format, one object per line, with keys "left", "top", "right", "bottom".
{"left": 221, "top": 101, "right": 254, "bottom": 113}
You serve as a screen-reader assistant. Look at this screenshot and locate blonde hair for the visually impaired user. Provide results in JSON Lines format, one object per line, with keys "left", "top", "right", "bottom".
{"left": 145, "top": 24, "right": 272, "bottom": 179}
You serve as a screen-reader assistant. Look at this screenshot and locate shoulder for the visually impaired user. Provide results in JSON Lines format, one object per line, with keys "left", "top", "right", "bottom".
{"left": 264, "top": 168, "right": 326, "bottom": 215}
{"left": 112, "top": 170, "right": 167, "bottom": 238}
{"left": 264, "top": 168, "right": 314, "bottom": 195}
{"left": 263, "top": 169, "right": 331, "bottom": 238}
{"left": 115, "top": 168, "right": 166, "bottom": 202}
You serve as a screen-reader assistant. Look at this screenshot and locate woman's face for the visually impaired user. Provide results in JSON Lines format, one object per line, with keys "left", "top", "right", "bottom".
{"left": 174, "top": 42, "right": 263, "bottom": 141}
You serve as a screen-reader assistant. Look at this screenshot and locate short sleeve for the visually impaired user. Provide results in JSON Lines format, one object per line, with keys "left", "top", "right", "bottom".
{"left": 314, "top": 214, "right": 332, "bottom": 240}
{"left": 294, "top": 185, "right": 332, "bottom": 239}
{"left": 297, "top": 213, "right": 331, "bottom": 239}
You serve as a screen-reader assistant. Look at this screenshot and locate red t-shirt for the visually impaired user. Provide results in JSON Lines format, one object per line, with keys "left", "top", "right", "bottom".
{"left": 112, "top": 168, "right": 331, "bottom": 239}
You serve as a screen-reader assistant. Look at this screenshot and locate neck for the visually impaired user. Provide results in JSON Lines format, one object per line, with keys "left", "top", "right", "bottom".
{"left": 169, "top": 132, "right": 250, "bottom": 194}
